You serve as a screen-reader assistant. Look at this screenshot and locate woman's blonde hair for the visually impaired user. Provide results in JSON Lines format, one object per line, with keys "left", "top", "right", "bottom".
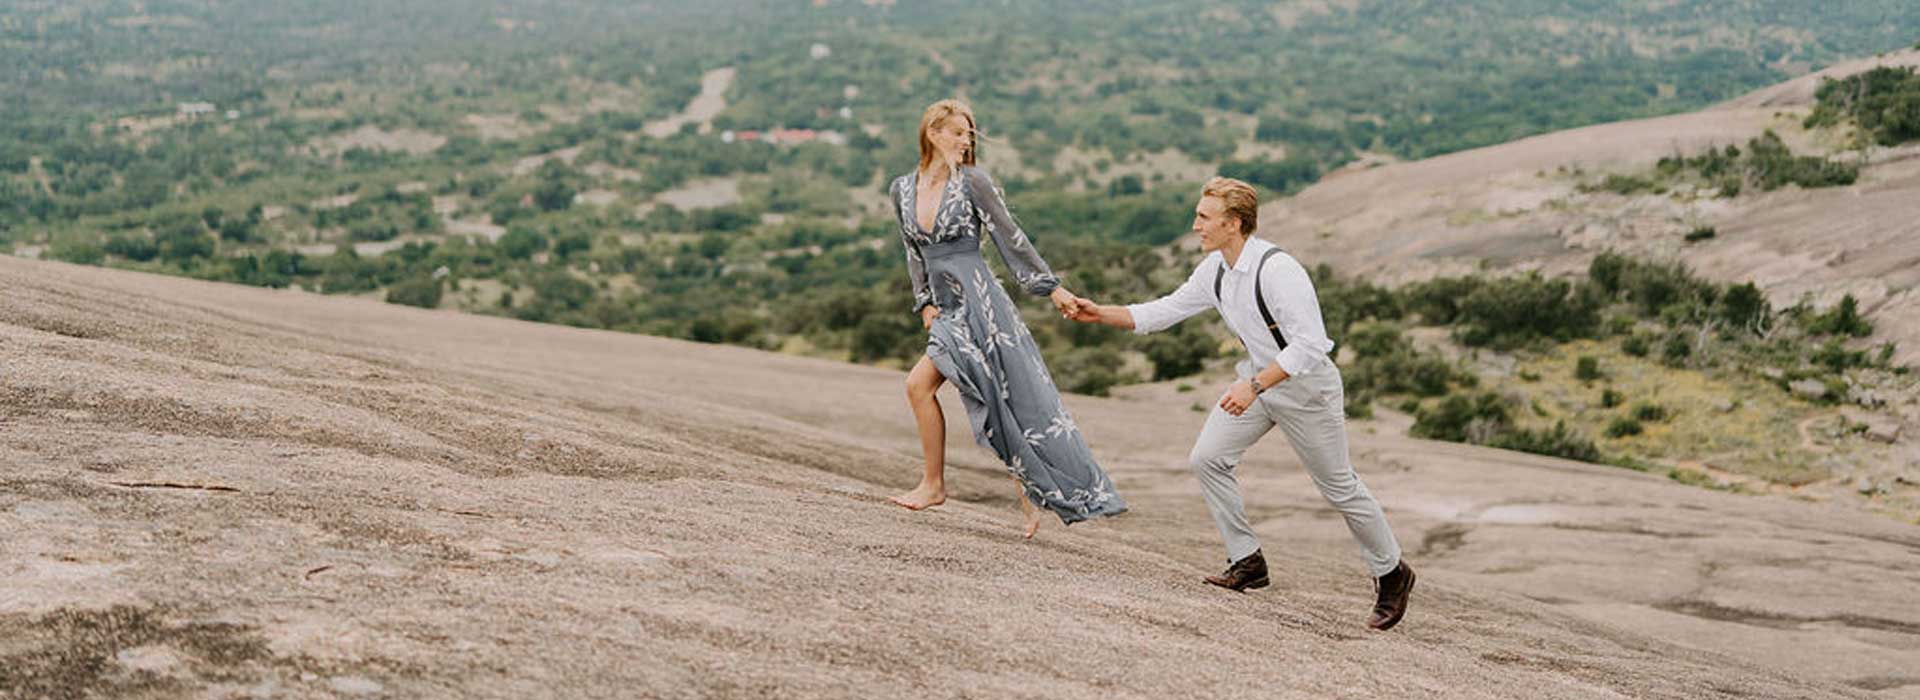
{"left": 1202, "top": 176, "right": 1259, "bottom": 236}
{"left": 917, "top": 99, "right": 978, "bottom": 173}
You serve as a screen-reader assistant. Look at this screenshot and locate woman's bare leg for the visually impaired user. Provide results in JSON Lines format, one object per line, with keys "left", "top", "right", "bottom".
{"left": 1016, "top": 480, "right": 1042, "bottom": 539}
{"left": 889, "top": 356, "right": 948, "bottom": 510}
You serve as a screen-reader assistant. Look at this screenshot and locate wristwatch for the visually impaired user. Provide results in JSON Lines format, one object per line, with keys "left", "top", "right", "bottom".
{"left": 1248, "top": 377, "right": 1266, "bottom": 395}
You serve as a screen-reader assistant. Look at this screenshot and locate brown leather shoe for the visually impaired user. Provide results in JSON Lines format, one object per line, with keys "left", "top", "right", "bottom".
{"left": 1204, "top": 550, "right": 1270, "bottom": 592}
{"left": 1368, "top": 561, "right": 1415, "bottom": 630}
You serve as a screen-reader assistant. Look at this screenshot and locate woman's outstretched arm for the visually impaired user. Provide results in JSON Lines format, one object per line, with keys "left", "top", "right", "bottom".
{"left": 965, "top": 167, "right": 1060, "bottom": 297}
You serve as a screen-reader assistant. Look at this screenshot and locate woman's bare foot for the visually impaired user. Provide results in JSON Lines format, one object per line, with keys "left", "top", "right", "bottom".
{"left": 1020, "top": 497, "right": 1043, "bottom": 539}
{"left": 888, "top": 483, "right": 946, "bottom": 510}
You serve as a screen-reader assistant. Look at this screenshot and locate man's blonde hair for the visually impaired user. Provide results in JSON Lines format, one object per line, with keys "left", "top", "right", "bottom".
{"left": 1202, "top": 177, "right": 1259, "bottom": 236}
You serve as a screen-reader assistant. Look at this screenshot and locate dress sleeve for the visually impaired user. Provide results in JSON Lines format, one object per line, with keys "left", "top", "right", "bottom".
{"left": 965, "top": 167, "right": 1060, "bottom": 297}
{"left": 892, "top": 178, "right": 934, "bottom": 313}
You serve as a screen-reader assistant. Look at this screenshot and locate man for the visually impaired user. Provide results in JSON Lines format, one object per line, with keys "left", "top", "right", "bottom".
{"left": 1067, "top": 177, "right": 1414, "bottom": 630}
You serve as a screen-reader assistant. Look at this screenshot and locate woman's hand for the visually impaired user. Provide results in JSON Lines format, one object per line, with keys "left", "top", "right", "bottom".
{"left": 920, "top": 305, "right": 941, "bottom": 329}
{"left": 1049, "top": 287, "right": 1084, "bottom": 317}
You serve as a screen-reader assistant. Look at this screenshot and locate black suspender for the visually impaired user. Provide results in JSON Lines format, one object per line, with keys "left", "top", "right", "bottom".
{"left": 1212, "top": 247, "right": 1289, "bottom": 351}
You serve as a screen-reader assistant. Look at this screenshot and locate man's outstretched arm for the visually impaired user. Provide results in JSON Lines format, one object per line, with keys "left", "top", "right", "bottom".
{"left": 1074, "top": 263, "right": 1214, "bottom": 333}
{"left": 1070, "top": 301, "right": 1137, "bottom": 330}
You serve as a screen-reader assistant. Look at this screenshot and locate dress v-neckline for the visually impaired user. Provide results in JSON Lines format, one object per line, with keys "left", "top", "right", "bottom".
{"left": 911, "top": 170, "right": 956, "bottom": 236}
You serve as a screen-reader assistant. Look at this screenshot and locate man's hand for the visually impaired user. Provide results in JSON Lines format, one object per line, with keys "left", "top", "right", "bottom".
{"left": 1072, "top": 301, "right": 1101, "bottom": 322}
{"left": 920, "top": 305, "right": 941, "bottom": 329}
{"left": 1218, "top": 380, "right": 1257, "bottom": 416}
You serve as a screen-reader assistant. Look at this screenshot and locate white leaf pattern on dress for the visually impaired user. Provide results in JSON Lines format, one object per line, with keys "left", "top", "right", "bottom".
{"left": 1046, "top": 412, "right": 1078, "bottom": 439}
{"left": 972, "top": 268, "right": 1015, "bottom": 351}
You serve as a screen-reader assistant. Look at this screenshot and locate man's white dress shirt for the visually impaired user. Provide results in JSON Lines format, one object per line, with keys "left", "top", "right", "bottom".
{"left": 1125, "top": 237, "right": 1336, "bottom": 378}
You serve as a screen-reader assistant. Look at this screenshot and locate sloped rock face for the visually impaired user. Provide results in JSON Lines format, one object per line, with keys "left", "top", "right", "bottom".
{"left": 2, "top": 256, "right": 1911, "bottom": 698}
{"left": 1264, "top": 50, "right": 1920, "bottom": 370}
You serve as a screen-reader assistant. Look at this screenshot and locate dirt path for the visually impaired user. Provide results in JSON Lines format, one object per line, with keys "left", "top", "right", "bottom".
{"left": 27, "top": 156, "right": 52, "bottom": 195}
{"left": 643, "top": 66, "right": 735, "bottom": 139}
{"left": 926, "top": 45, "right": 954, "bottom": 76}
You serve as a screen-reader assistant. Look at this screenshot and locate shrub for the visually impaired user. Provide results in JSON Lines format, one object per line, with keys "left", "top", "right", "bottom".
{"left": 1583, "top": 173, "right": 1656, "bottom": 195}
{"left": 533, "top": 176, "right": 576, "bottom": 212}
{"left": 1600, "top": 387, "right": 1623, "bottom": 408}
{"left": 1575, "top": 355, "right": 1602, "bottom": 382}
{"left": 1314, "top": 266, "right": 1404, "bottom": 336}
{"left": 1662, "top": 332, "right": 1692, "bottom": 367}
{"left": 1053, "top": 346, "right": 1128, "bottom": 397}
{"left": 1342, "top": 324, "right": 1468, "bottom": 398}
{"left": 1412, "top": 392, "right": 1510, "bottom": 443}
{"left": 349, "top": 223, "right": 398, "bottom": 242}
{"left": 497, "top": 226, "right": 547, "bottom": 260}
{"left": 385, "top": 277, "right": 443, "bottom": 309}
{"left": 1717, "top": 282, "right": 1771, "bottom": 334}
{"left": 1605, "top": 417, "right": 1644, "bottom": 438}
{"left": 1685, "top": 226, "right": 1716, "bottom": 243}
{"left": 1345, "top": 392, "right": 1375, "bottom": 420}
{"left": 1401, "top": 276, "right": 1483, "bottom": 325}
{"left": 851, "top": 314, "right": 918, "bottom": 362}
{"left": 1807, "top": 66, "right": 1920, "bottom": 146}
{"left": 1744, "top": 131, "right": 1857, "bottom": 190}
{"left": 1589, "top": 251, "right": 1631, "bottom": 295}
{"left": 155, "top": 221, "right": 216, "bottom": 263}
{"left": 48, "top": 240, "right": 105, "bottom": 266}
{"left": 1139, "top": 324, "right": 1217, "bottom": 381}
{"left": 1811, "top": 338, "right": 1870, "bottom": 371}
{"left": 1621, "top": 332, "right": 1651, "bottom": 357}
{"left": 1806, "top": 294, "right": 1873, "bottom": 338}
{"left": 1487, "top": 421, "right": 1602, "bottom": 463}
{"left": 104, "top": 235, "right": 159, "bottom": 262}
{"left": 1454, "top": 273, "right": 1599, "bottom": 348}
{"left": 1630, "top": 402, "right": 1668, "bottom": 422}
{"left": 686, "top": 308, "right": 766, "bottom": 347}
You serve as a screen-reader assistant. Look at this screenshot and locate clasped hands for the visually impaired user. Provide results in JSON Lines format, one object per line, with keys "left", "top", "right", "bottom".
{"left": 1047, "top": 288, "right": 1259, "bottom": 417}
{"left": 1049, "top": 287, "right": 1101, "bottom": 322}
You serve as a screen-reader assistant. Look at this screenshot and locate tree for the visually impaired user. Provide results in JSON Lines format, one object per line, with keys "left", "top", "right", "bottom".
{"left": 105, "top": 235, "right": 159, "bottom": 262}
{"left": 497, "top": 226, "right": 547, "bottom": 260}
{"left": 155, "top": 221, "right": 216, "bottom": 264}
{"left": 533, "top": 176, "right": 576, "bottom": 212}
{"left": 1717, "top": 282, "right": 1770, "bottom": 333}
{"left": 852, "top": 314, "right": 915, "bottom": 362}
{"left": 1218, "top": 155, "right": 1322, "bottom": 193}
{"left": 696, "top": 232, "right": 730, "bottom": 260}
{"left": 533, "top": 272, "right": 596, "bottom": 310}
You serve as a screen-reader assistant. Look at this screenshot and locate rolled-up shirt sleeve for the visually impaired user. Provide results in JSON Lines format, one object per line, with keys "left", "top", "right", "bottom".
{"left": 1125, "top": 260, "right": 1215, "bottom": 335}
{"left": 1264, "top": 254, "right": 1335, "bottom": 376}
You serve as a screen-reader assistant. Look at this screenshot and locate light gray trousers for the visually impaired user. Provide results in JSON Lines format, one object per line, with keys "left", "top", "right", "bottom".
{"left": 1189, "top": 363, "right": 1402, "bottom": 578}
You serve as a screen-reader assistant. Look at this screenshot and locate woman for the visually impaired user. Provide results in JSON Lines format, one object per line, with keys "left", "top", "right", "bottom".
{"left": 886, "top": 99, "right": 1127, "bottom": 537}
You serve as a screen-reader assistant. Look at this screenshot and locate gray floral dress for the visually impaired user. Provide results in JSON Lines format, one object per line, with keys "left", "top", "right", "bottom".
{"left": 891, "top": 166, "right": 1127, "bottom": 524}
